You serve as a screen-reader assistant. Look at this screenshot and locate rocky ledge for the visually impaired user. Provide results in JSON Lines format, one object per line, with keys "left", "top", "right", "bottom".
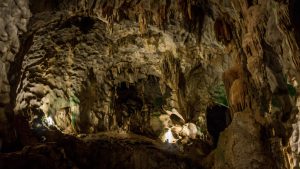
{"left": 0, "top": 132, "right": 205, "bottom": 169}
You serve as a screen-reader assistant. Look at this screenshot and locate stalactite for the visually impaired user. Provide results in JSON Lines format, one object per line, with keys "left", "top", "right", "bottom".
{"left": 229, "top": 78, "right": 248, "bottom": 113}
{"left": 222, "top": 64, "right": 243, "bottom": 97}
{"left": 222, "top": 63, "right": 248, "bottom": 117}
{"left": 138, "top": 12, "right": 147, "bottom": 33}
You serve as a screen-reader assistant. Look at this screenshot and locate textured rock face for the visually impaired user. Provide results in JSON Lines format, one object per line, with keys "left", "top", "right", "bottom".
{"left": 11, "top": 0, "right": 229, "bottom": 143}
{"left": 13, "top": 14, "right": 220, "bottom": 136}
{"left": 212, "top": 110, "right": 274, "bottom": 169}
{"left": 0, "top": 0, "right": 31, "bottom": 150}
{"left": 1, "top": 0, "right": 300, "bottom": 169}
{"left": 290, "top": 113, "right": 300, "bottom": 168}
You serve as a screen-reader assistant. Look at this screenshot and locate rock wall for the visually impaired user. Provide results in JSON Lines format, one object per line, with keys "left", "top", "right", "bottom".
{"left": 206, "top": 0, "right": 300, "bottom": 168}
{"left": 0, "top": 0, "right": 31, "bottom": 150}
{"left": 10, "top": 0, "right": 229, "bottom": 140}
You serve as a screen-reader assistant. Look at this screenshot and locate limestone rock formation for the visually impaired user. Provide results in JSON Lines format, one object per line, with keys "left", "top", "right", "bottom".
{"left": 1, "top": 0, "right": 300, "bottom": 169}
{"left": 0, "top": 0, "right": 31, "bottom": 150}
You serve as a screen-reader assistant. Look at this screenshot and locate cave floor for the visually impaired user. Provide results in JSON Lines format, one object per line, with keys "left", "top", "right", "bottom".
{"left": 0, "top": 132, "right": 203, "bottom": 169}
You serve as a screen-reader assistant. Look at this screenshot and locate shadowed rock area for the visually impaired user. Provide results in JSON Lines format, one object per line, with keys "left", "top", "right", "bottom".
{"left": 0, "top": 133, "right": 200, "bottom": 169}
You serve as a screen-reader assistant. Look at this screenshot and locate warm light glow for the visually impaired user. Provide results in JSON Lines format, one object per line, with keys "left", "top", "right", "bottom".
{"left": 45, "top": 116, "right": 54, "bottom": 126}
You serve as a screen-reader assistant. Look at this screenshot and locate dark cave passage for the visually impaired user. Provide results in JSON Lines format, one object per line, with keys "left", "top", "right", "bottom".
{"left": 206, "top": 104, "right": 230, "bottom": 146}
{"left": 113, "top": 76, "right": 171, "bottom": 136}
{"left": 115, "top": 82, "right": 143, "bottom": 130}
{"left": 290, "top": 0, "right": 300, "bottom": 47}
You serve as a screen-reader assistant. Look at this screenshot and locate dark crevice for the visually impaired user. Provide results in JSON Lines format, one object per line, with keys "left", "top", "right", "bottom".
{"left": 78, "top": 17, "right": 96, "bottom": 34}
{"left": 247, "top": 0, "right": 254, "bottom": 7}
{"left": 113, "top": 75, "right": 171, "bottom": 136}
{"left": 184, "top": 4, "right": 206, "bottom": 42}
{"left": 8, "top": 33, "right": 34, "bottom": 118}
{"left": 60, "top": 16, "right": 95, "bottom": 34}
{"left": 115, "top": 82, "right": 143, "bottom": 130}
{"left": 206, "top": 104, "right": 230, "bottom": 147}
{"left": 214, "top": 18, "right": 232, "bottom": 45}
{"left": 4, "top": 33, "right": 34, "bottom": 152}
{"left": 29, "top": 0, "right": 60, "bottom": 14}
{"left": 289, "top": 0, "right": 300, "bottom": 47}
